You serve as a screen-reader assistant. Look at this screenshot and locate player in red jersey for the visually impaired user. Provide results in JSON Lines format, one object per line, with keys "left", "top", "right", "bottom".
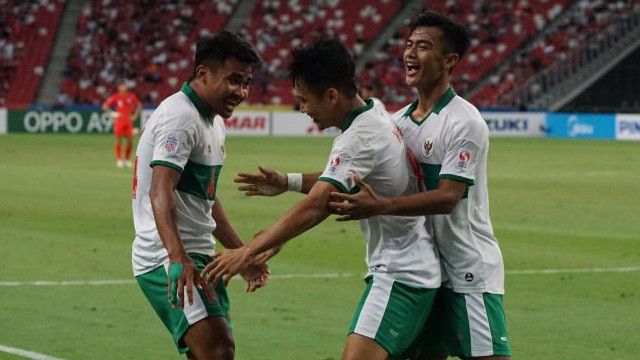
{"left": 102, "top": 82, "right": 142, "bottom": 167}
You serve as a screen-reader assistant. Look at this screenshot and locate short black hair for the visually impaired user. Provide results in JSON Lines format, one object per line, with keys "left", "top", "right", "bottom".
{"left": 409, "top": 11, "right": 470, "bottom": 60}
{"left": 193, "top": 30, "right": 261, "bottom": 74}
{"left": 289, "top": 39, "right": 357, "bottom": 98}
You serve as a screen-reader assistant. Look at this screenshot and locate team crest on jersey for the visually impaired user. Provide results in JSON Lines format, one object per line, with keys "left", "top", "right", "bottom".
{"left": 165, "top": 135, "right": 179, "bottom": 153}
{"left": 422, "top": 136, "right": 435, "bottom": 158}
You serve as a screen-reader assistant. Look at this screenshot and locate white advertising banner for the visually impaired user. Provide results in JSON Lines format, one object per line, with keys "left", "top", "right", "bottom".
{"left": 222, "top": 111, "right": 270, "bottom": 136}
{"left": 141, "top": 110, "right": 271, "bottom": 136}
{"left": 616, "top": 114, "right": 640, "bottom": 141}
{"left": 272, "top": 111, "right": 340, "bottom": 136}
{"left": 481, "top": 112, "right": 546, "bottom": 137}
{"left": 0, "top": 108, "right": 6, "bottom": 134}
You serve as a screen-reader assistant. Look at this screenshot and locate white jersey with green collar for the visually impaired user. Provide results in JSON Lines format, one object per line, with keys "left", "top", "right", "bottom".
{"left": 132, "top": 83, "right": 226, "bottom": 276}
{"left": 318, "top": 99, "right": 441, "bottom": 288}
{"left": 392, "top": 88, "right": 505, "bottom": 294}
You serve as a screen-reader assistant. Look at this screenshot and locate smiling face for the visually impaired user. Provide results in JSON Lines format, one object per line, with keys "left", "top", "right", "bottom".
{"left": 293, "top": 80, "right": 337, "bottom": 131}
{"left": 198, "top": 57, "right": 253, "bottom": 118}
{"left": 404, "top": 26, "right": 456, "bottom": 90}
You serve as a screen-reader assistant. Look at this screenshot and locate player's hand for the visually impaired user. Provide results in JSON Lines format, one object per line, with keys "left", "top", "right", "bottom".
{"left": 240, "top": 262, "right": 270, "bottom": 293}
{"left": 201, "top": 246, "right": 254, "bottom": 288}
{"left": 328, "top": 176, "right": 388, "bottom": 221}
{"left": 234, "top": 166, "right": 287, "bottom": 196}
{"left": 167, "top": 254, "right": 213, "bottom": 308}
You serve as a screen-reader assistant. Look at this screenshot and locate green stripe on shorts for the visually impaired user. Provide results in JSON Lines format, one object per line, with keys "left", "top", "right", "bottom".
{"left": 349, "top": 275, "right": 438, "bottom": 356}
{"left": 135, "top": 253, "right": 230, "bottom": 354}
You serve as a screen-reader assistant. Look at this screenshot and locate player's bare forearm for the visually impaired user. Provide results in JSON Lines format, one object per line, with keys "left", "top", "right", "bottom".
{"left": 300, "top": 172, "right": 322, "bottom": 194}
{"left": 211, "top": 196, "right": 244, "bottom": 250}
{"left": 382, "top": 179, "right": 466, "bottom": 216}
{"left": 247, "top": 182, "right": 333, "bottom": 255}
{"left": 149, "top": 166, "right": 187, "bottom": 260}
{"left": 329, "top": 178, "right": 467, "bottom": 219}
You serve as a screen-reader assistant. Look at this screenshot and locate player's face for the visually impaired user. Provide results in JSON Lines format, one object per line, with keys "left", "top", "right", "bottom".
{"left": 118, "top": 84, "right": 128, "bottom": 93}
{"left": 293, "top": 81, "right": 334, "bottom": 131}
{"left": 202, "top": 58, "right": 253, "bottom": 118}
{"left": 403, "top": 26, "right": 450, "bottom": 89}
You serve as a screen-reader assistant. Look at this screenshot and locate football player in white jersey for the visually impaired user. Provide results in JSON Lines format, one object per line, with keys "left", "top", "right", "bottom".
{"left": 202, "top": 39, "right": 441, "bottom": 360}
{"left": 328, "top": 11, "right": 512, "bottom": 360}
{"left": 132, "top": 31, "right": 268, "bottom": 360}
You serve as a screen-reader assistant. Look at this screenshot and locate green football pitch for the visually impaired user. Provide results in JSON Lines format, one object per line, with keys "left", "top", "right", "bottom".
{"left": 0, "top": 134, "right": 638, "bottom": 360}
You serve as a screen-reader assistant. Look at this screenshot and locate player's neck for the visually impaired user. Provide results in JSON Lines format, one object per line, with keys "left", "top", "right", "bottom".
{"left": 349, "top": 95, "right": 367, "bottom": 113}
{"left": 334, "top": 96, "right": 366, "bottom": 128}
{"left": 415, "top": 81, "right": 450, "bottom": 117}
{"left": 188, "top": 80, "right": 214, "bottom": 112}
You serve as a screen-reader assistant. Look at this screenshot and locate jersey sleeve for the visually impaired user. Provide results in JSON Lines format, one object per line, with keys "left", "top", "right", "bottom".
{"left": 149, "top": 109, "right": 196, "bottom": 173}
{"left": 318, "top": 129, "right": 374, "bottom": 193}
{"left": 439, "top": 118, "right": 487, "bottom": 185}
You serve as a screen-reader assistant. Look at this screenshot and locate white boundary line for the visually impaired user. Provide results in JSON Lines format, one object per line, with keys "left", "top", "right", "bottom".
{"left": 507, "top": 266, "right": 640, "bottom": 275}
{"left": 0, "top": 267, "right": 639, "bottom": 287}
{"left": 0, "top": 344, "right": 66, "bottom": 360}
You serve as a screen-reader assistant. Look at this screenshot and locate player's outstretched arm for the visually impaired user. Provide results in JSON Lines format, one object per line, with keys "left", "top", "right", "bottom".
{"left": 234, "top": 166, "right": 321, "bottom": 196}
{"left": 328, "top": 177, "right": 467, "bottom": 220}
{"left": 202, "top": 181, "right": 335, "bottom": 286}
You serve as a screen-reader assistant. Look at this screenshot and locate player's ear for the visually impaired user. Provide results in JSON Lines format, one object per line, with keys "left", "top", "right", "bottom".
{"left": 326, "top": 88, "right": 340, "bottom": 105}
{"left": 195, "top": 64, "right": 210, "bottom": 82}
{"left": 443, "top": 52, "right": 459, "bottom": 72}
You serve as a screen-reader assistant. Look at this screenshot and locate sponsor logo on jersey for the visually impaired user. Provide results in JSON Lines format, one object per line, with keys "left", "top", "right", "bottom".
{"left": 465, "top": 272, "right": 474, "bottom": 282}
{"left": 422, "top": 136, "right": 435, "bottom": 158}
{"left": 457, "top": 149, "right": 472, "bottom": 170}
{"left": 165, "top": 135, "right": 179, "bottom": 153}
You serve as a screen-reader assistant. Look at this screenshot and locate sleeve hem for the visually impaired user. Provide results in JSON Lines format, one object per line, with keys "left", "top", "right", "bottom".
{"left": 318, "top": 176, "right": 349, "bottom": 193}
{"left": 150, "top": 160, "right": 183, "bottom": 173}
{"left": 440, "top": 174, "right": 474, "bottom": 185}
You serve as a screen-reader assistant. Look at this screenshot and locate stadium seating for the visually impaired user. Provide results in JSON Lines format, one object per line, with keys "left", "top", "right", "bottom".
{"left": 359, "top": 0, "right": 572, "bottom": 111}
{"left": 470, "top": 0, "right": 639, "bottom": 109}
{"left": 0, "top": 0, "right": 63, "bottom": 108}
{"left": 60, "top": 0, "right": 237, "bottom": 105}
{"left": 30, "top": 0, "right": 638, "bottom": 111}
{"left": 241, "top": 0, "right": 401, "bottom": 105}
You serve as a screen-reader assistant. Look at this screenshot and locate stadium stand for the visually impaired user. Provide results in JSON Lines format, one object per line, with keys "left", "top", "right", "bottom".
{"left": 0, "top": 0, "right": 63, "bottom": 108}
{"left": 358, "top": 0, "right": 572, "bottom": 111}
{"left": 240, "top": 0, "right": 402, "bottom": 105}
{"left": 471, "top": 0, "right": 640, "bottom": 109}
{"left": 60, "top": 0, "right": 238, "bottom": 105}
{"left": 11, "top": 0, "right": 636, "bottom": 112}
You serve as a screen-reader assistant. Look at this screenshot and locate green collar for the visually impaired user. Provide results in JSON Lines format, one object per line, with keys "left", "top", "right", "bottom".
{"left": 181, "top": 82, "right": 213, "bottom": 120}
{"left": 403, "top": 87, "right": 456, "bottom": 124}
{"left": 340, "top": 98, "right": 374, "bottom": 132}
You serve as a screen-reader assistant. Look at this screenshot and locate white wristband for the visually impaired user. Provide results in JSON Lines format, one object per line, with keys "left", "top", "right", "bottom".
{"left": 286, "top": 173, "right": 303, "bottom": 192}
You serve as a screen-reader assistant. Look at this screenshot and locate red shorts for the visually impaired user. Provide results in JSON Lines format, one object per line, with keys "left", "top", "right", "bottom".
{"left": 114, "top": 120, "right": 133, "bottom": 137}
